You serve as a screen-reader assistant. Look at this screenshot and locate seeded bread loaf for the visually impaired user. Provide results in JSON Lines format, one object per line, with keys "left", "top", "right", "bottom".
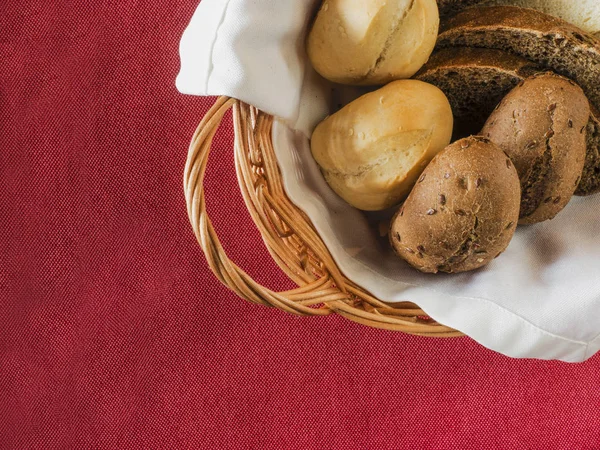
{"left": 482, "top": 73, "right": 589, "bottom": 224}
{"left": 416, "top": 47, "right": 539, "bottom": 138}
{"left": 437, "top": 6, "right": 600, "bottom": 110}
{"left": 420, "top": 46, "right": 600, "bottom": 195}
{"left": 390, "top": 136, "right": 521, "bottom": 273}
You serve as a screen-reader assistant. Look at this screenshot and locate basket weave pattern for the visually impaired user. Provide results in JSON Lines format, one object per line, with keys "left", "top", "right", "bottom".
{"left": 184, "top": 96, "right": 461, "bottom": 336}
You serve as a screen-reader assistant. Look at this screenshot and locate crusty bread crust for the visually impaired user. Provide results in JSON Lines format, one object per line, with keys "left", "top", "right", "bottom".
{"left": 479, "top": 0, "right": 600, "bottom": 36}
{"left": 438, "top": 6, "right": 600, "bottom": 107}
{"left": 421, "top": 45, "right": 536, "bottom": 71}
{"left": 416, "top": 47, "right": 539, "bottom": 137}
{"left": 437, "top": 0, "right": 486, "bottom": 18}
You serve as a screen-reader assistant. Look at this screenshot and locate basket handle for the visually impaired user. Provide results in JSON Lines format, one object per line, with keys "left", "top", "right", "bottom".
{"left": 184, "top": 97, "right": 347, "bottom": 316}
{"left": 183, "top": 97, "right": 461, "bottom": 335}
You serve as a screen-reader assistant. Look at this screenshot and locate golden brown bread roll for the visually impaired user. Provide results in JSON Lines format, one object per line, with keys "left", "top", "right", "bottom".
{"left": 311, "top": 80, "right": 453, "bottom": 211}
{"left": 390, "top": 136, "right": 521, "bottom": 273}
{"left": 307, "top": 0, "right": 440, "bottom": 85}
{"left": 482, "top": 73, "right": 589, "bottom": 224}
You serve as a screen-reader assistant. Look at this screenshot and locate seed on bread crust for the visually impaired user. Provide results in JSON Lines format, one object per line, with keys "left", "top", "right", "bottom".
{"left": 390, "top": 137, "right": 521, "bottom": 273}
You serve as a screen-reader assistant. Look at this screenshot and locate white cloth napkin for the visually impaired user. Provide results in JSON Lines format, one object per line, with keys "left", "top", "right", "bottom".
{"left": 177, "top": 0, "right": 600, "bottom": 362}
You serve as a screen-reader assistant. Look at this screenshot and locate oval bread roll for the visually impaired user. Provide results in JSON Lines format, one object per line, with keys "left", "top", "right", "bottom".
{"left": 307, "top": 0, "right": 440, "bottom": 85}
{"left": 482, "top": 73, "right": 589, "bottom": 224}
{"left": 311, "top": 80, "right": 453, "bottom": 211}
{"left": 390, "top": 136, "right": 521, "bottom": 274}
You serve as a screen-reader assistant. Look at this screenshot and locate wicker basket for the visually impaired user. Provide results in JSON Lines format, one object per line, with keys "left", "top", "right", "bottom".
{"left": 184, "top": 96, "right": 462, "bottom": 337}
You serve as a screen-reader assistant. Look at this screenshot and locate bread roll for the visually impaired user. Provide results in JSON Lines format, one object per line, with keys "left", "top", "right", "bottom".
{"left": 482, "top": 73, "right": 589, "bottom": 224}
{"left": 390, "top": 136, "right": 521, "bottom": 274}
{"left": 311, "top": 80, "right": 453, "bottom": 211}
{"left": 307, "top": 0, "right": 440, "bottom": 85}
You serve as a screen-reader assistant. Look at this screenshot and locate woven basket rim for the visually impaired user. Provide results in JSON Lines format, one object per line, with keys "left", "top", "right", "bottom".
{"left": 183, "top": 96, "right": 462, "bottom": 337}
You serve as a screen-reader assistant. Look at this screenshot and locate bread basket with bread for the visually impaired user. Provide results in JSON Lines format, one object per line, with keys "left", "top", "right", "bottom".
{"left": 177, "top": 0, "right": 600, "bottom": 362}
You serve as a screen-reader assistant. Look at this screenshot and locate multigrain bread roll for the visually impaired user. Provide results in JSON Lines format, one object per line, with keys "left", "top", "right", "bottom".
{"left": 415, "top": 47, "right": 600, "bottom": 196}
{"left": 307, "top": 0, "right": 439, "bottom": 85}
{"left": 390, "top": 136, "right": 521, "bottom": 273}
{"left": 311, "top": 80, "right": 453, "bottom": 211}
{"left": 482, "top": 74, "right": 589, "bottom": 224}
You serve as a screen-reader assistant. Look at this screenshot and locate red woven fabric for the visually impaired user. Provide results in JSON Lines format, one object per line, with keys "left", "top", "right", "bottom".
{"left": 2, "top": 2, "right": 600, "bottom": 449}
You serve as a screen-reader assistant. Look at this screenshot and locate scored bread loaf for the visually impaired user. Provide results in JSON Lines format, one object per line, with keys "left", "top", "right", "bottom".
{"left": 307, "top": 0, "right": 440, "bottom": 85}
{"left": 436, "top": 0, "right": 486, "bottom": 18}
{"left": 479, "top": 0, "right": 600, "bottom": 36}
{"left": 437, "top": 6, "right": 600, "bottom": 110}
{"left": 416, "top": 47, "right": 600, "bottom": 196}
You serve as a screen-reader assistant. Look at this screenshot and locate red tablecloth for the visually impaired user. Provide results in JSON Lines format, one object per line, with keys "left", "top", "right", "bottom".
{"left": 2, "top": 2, "right": 600, "bottom": 448}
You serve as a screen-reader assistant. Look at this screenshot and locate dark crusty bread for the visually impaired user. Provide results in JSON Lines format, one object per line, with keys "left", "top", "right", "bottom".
{"left": 436, "top": 0, "right": 486, "bottom": 18}
{"left": 416, "top": 46, "right": 600, "bottom": 196}
{"left": 416, "top": 47, "right": 539, "bottom": 138}
{"left": 437, "top": 6, "right": 600, "bottom": 110}
{"left": 390, "top": 136, "right": 521, "bottom": 273}
{"left": 482, "top": 73, "right": 589, "bottom": 224}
